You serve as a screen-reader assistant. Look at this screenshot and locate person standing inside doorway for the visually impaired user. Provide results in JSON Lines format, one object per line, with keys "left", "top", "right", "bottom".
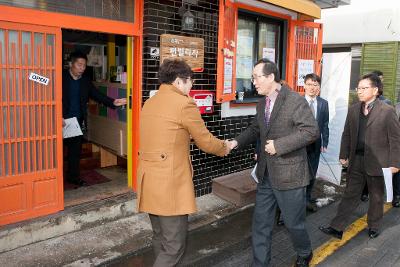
{"left": 303, "top": 73, "right": 329, "bottom": 212}
{"left": 319, "top": 73, "right": 400, "bottom": 239}
{"left": 62, "top": 51, "right": 127, "bottom": 186}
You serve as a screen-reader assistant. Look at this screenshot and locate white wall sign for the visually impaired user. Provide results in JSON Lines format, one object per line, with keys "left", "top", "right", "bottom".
{"left": 223, "top": 57, "right": 233, "bottom": 94}
{"left": 297, "top": 59, "right": 314, "bottom": 86}
{"left": 150, "top": 47, "right": 160, "bottom": 59}
{"left": 29, "top": 72, "right": 49, "bottom": 85}
{"left": 317, "top": 52, "right": 351, "bottom": 186}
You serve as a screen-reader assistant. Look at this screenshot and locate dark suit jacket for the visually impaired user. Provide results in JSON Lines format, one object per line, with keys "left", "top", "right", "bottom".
{"left": 307, "top": 96, "right": 329, "bottom": 153}
{"left": 235, "top": 85, "right": 320, "bottom": 190}
{"left": 340, "top": 100, "right": 400, "bottom": 176}
{"left": 62, "top": 70, "right": 115, "bottom": 125}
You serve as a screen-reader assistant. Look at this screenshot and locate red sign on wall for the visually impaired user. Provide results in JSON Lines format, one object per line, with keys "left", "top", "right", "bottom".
{"left": 189, "top": 90, "right": 214, "bottom": 114}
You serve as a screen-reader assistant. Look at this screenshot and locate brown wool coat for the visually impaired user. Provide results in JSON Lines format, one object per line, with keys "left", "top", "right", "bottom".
{"left": 137, "top": 84, "right": 227, "bottom": 216}
{"left": 340, "top": 100, "right": 400, "bottom": 176}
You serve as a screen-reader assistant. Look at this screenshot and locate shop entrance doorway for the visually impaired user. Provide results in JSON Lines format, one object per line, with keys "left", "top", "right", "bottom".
{"left": 62, "top": 30, "right": 131, "bottom": 207}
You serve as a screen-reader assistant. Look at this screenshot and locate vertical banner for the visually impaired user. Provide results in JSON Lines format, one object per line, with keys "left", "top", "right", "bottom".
{"left": 317, "top": 52, "right": 352, "bottom": 185}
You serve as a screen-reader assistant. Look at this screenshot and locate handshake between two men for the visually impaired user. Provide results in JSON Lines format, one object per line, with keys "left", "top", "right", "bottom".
{"left": 223, "top": 139, "right": 277, "bottom": 156}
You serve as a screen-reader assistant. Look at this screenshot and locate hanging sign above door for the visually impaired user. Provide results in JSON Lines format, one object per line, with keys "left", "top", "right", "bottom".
{"left": 160, "top": 34, "right": 204, "bottom": 72}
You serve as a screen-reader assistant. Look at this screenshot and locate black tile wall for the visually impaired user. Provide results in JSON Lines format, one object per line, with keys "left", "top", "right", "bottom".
{"left": 143, "top": 0, "right": 256, "bottom": 197}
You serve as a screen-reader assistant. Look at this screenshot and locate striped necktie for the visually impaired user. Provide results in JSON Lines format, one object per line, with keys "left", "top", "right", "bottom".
{"left": 310, "top": 99, "right": 316, "bottom": 118}
{"left": 265, "top": 96, "right": 271, "bottom": 127}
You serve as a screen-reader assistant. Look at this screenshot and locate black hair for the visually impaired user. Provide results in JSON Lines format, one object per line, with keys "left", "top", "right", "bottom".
{"left": 359, "top": 73, "right": 383, "bottom": 96}
{"left": 304, "top": 73, "right": 321, "bottom": 85}
{"left": 69, "top": 51, "right": 88, "bottom": 63}
{"left": 371, "top": 70, "right": 383, "bottom": 77}
{"left": 370, "top": 70, "right": 384, "bottom": 95}
{"left": 158, "top": 58, "right": 192, "bottom": 84}
{"left": 254, "top": 58, "right": 280, "bottom": 82}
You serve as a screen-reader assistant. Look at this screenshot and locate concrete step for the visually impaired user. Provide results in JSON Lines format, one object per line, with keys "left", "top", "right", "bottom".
{"left": 212, "top": 168, "right": 256, "bottom": 206}
{"left": 0, "top": 194, "right": 238, "bottom": 267}
{"left": 79, "top": 151, "right": 101, "bottom": 170}
{"left": 104, "top": 204, "right": 255, "bottom": 267}
{"left": 0, "top": 191, "right": 136, "bottom": 254}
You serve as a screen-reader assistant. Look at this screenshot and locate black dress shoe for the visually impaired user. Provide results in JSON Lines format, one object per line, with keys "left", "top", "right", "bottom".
{"left": 309, "top": 198, "right": 317, "bottom": 203}
{"left": 306, "top": 202, "right": 317, "bottom": 213}
{"left": 68, "top": 178, "right": 88, "bottom": 187}
{"left": 294, "top": 252, "right": 313, "bottom": 267}
{"left": 277, "top": 218, "right": 284, "bottom": 226}
{"left": 319, "top": 226, "right": 343, "bottom": 239}
{"left": 361, "top": 194, "right": 369, "bottom": 202}
{"left": 368, "top": 228, "right": 379, "bottom": 238}
{"left": 392, "top": 196, "right": 400, "bottom": 208}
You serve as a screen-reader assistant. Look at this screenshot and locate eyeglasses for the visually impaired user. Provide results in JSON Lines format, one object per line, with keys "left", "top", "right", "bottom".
{"left": 183, "top": 77, "right": 194, "bottom": 84}
{"left": 251, "top": 75, "right": 266, "bottom": 83}
{"left": 305, "top": 83, "right": 320, "bottom": 87}
{"left": 355, "top": 86, "right": 373, "bottom": 91}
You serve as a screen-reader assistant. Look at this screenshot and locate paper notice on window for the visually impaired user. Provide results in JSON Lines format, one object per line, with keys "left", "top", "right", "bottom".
{"left": 262, "top": 48, "right": 275, "bottom": 62}
{"left": 297, "top": 59, "right": 314, "bottom": 86}
{"left": 382, "top": 168, "right": 393, "bottom": 202}
{"left": 63, "top": 117, "right": 83, "bottom": 139}
{"left": 251, "top": 163, "right": 259, "bottom": 183}
{"left": 223, "top": 57, "right": 233, "bottom": 94}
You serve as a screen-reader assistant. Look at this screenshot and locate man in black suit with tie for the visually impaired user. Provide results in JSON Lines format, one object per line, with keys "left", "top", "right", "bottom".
{"left": 304, "top": 73, "right": 329, "bottom": 211}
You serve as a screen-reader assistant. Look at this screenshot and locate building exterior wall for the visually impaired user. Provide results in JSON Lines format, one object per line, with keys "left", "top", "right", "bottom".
{"left": 320, "top": 4, "right": 400, "bottom": 45}
{"left": 361, "top": 42, "right": 399, "bottom": 103}
{"left": 142, "top": 0, "right": 256, "bottom": 197}
{"left": 0, "top": 0, "right": 324, "bottom": 225}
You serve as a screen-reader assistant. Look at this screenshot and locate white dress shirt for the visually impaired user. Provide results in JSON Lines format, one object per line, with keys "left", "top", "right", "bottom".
{"left": 305, "top": 95, "right": 318, "bottom": 119}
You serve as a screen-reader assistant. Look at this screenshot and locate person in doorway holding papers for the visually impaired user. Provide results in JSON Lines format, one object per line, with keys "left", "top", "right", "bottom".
{"left": 319, "top": 73, "right": 400, "bottom": 239}
{"left": 62, "top": 51, "right": 126, "bottom": 186}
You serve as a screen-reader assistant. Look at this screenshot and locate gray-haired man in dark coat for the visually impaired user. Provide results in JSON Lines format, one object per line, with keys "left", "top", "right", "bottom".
{"left": 228, "top": 59, "right": 319, "bottom": 267}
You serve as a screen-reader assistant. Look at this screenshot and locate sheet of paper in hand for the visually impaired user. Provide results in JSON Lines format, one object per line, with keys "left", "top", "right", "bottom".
{"left": 251, "top": 163, "right": 259, "bottom": 183}
{"left": 382, "top": 168, "right": 393, "bottom": 202}
{"left": 63, "top": 117, "right": 83, "bottom": 139}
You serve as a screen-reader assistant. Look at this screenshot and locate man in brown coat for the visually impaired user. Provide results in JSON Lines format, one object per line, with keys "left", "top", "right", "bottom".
{"left": 137, "top": 59, "right": 230, "bottom": 267}
{"left": 319, "top": 73, "right": 400, "bottom": 239}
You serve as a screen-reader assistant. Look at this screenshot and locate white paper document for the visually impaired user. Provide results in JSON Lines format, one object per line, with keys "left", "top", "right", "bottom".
{"left": 251, "top": 163, "right": 259, "bottom": 183}
{"left": 382, "top": 168, "right": 393, "bottom": 202}
{"left": 63, "top": 117, "right": 83, "bottom": 139}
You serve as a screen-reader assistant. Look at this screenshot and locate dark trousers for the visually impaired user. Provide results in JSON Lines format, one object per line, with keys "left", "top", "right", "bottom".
{"left": 306, "top": 148, "right": 321, "bottom": 202}
{"left": 252, "top": 175, "right": 311, "bottom": 267}
{"left": 149, "top": 214, "right": 188, "bottom": 267}
{"left": 394, "top": 172, "right": 400, "bottom": 197}
{"left": 63, "top": 135, "right": 82, "bottom": 181}
{"left": 364, "top": 171, "right": 400, "bottom": 198}
{"left": 331, "top": 155, "right": 384, "bottom": 230}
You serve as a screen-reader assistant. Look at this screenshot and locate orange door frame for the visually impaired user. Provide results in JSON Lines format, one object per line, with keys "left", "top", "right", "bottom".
{"left": 234, "top": 2, "right": 293, "bottom": 83}
{"left": 287, "top": 20, "right": 323, "bottom": 93}
{"left": 0, "top": 21, "right": 63, "bottom": 226}
{"left": 216, "top": 1, "right": 295, "bottom": 103}
{"left": 0, "top": 2, "right": 143, "bottom": 194}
